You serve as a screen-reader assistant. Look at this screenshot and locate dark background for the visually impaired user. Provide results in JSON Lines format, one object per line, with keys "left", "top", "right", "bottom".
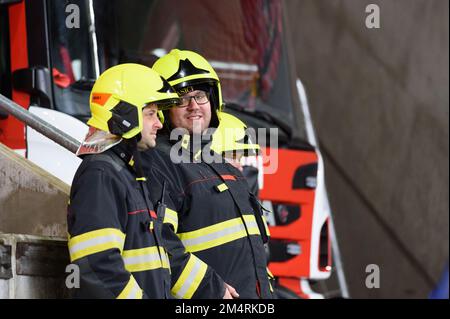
{"left": 285, "top": 0, "right": 449, "bottom": 298}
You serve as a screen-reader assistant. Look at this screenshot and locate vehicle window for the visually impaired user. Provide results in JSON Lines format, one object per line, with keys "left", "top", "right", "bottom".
{"left": 48, "top": 0, "right": 307, "bottom": 141}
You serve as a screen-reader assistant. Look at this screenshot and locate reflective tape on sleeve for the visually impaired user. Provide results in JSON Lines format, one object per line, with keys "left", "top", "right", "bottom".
{"left": 117, "top": 275, "right": 143, "bottom": 299}
{"left": 163, "top": 207, "right": 179, "bottom": 232}
{"left": 68, "top": 228, "right": 126, "bottom": 262}
{"left": 123, "top": 246, "right": 170, "bottom": 272}
{"left": 171, "top": 254, "right": 207, "bottom": 299}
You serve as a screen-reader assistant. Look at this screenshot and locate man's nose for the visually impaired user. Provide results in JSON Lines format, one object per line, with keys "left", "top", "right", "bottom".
{"left": 154, "top": 117, "right": 163, "bottom": 129}
{"left": 186, "top": 97, "right": 200, "bottom": 110}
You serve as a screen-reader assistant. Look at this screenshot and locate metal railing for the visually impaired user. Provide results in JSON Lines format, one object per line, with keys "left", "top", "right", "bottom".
{"left": 0, "top": 93, "right": 80, "bottom": 153}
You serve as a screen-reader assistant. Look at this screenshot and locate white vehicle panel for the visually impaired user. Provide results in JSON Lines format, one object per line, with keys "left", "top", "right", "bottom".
{"left": 26, "top": 106, "right": 88, "bottom": 185}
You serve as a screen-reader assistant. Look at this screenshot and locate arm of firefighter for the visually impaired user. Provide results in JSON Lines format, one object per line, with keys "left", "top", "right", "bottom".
{"left": 67, "top": 167, "right": 146, "bottom": 299}
{"left": 162, "top": 223, "right": 226, "bottom": 299}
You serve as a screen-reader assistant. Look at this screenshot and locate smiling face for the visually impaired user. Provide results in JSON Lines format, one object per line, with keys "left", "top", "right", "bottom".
{"left": 137, "top": 103, "right": 163, "bottom": 151}
{"left": 169, "top": 90, "right": 212, "bottom": 134}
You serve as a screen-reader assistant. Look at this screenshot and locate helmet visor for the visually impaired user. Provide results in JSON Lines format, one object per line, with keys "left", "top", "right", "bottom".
{"left": 147, "top": 98, "right": 181, "bottom": 111}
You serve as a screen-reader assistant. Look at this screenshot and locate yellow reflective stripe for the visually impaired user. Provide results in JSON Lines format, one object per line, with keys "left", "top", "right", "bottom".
{"left": 68, "top": 228, "right": 125, "bottom": 262}
{"left": 267, "top": 267, "right": 274, "bottom": 292}
{"left": 181, "top": 135, "right": 190, "bottom": 149}
{"left": 163, "top": 208, "right": 179, "bottom": 232}
{"left": 244, "top": 214, "right": 260, "bottom": 235}
{"left": 171, "top": 254, "right": 207, "bottom": 299}
{"left": 135, "top": 177, "right": 146, "bottom": 181}
{"left": 216, "top": 183, "right": 228, "bottom": 192}
{"left": 117, "top": 275, "right": 143, "bottom": 299}
{"left": 193, "top": 150, "right": 202, "bottom": 161}
{"left": 165, "top": 250, "right": 172, "bottom": 275}
{"left": 179, "top": 215, "right": 256, "bottom": 240}
{"left": 123, "top": 246, "right": 170, "bottom": 272}
{"left": 267, "top": 267, "right": 275, "bottom": 279}
{"left": 262, "top": 215, "right": 271, "bottom": 236}
{"left": 178, "top": 215, "right": 260, "bottom": 253}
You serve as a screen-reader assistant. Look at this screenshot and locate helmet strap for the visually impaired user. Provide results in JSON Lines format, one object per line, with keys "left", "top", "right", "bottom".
{"left": 208, "top": 88, "right": 220, "bottom": 128}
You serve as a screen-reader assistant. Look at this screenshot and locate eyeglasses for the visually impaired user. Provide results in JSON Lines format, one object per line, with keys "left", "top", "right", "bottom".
{"left": 179, "top": 91, "right": 210, "bottom": 107}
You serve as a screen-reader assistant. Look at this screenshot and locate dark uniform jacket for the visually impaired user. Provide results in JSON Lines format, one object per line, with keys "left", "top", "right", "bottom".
{"left": 142, "top": 133, "right": 274, "bottom": 299}
{"left": 67, "top": 143, "right": 171, "bottom": 299}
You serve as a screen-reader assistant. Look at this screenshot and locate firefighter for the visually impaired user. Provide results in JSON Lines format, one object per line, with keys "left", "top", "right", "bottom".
{"left": 142, "top": 49, "right": 273, "bottom": 299}
{"left": 212, "top": 112, "right": 272, "bottom": 271}
{"left": 67, "top": 63, "right": 180, "bottom": 298}
{"left": 211, "top": 112, "right": 261, "bottom": 193}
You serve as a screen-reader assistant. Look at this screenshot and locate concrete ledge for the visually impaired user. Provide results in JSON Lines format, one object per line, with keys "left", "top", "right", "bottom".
{"left": 0, "top": 142, "right": 69, "bottom": 237}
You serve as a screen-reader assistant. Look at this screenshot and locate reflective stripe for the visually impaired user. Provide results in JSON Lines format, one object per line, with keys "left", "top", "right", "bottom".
{"left": 262, "top": 215, "right": 271, "bottom": 236}
{"left": 164, "top": 250, "right": 172, "bottom": 275}
{"left": 178, "top": 215, "right": 260, "bottom": 252}
{"left": 164, "top": 208, "right": 179, "bottom": 232}
{"left": 267, "top": 267, "right": 275, "bottom": 279}
{"left": 123, "top": 246, "right": 170, "bottom": 272}
{"left": 117, "top": 275, "right": 143, "bottom": 299}
{"left": 216, "top": 183, "right": 228, "bottom": 192}
{"left": 68, "top": 228, "right": 125, "bottom": 262}
{"left": 267, "top": 267, "right": 274, "bottom": 293}
{"left": 181, "top": 135, "right": 190, "bottom": 149}
{"left": 171, "top": 254, "right": 207, "bottom": 299}
{"left": 194, "top": 150, "right": 201, "bottom": 161}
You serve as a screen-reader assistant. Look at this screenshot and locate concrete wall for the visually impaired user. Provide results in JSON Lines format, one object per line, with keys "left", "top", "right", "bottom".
{"left": 285, "top": 0, "right": 449, "bottom": 298}
{"left": 0, "top": 142, "right": 69, "bottom": 238}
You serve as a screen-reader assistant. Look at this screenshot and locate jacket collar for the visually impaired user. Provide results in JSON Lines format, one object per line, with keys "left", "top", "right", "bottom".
{"left": 111, "top": 140, "right": 136, "bottom": 167}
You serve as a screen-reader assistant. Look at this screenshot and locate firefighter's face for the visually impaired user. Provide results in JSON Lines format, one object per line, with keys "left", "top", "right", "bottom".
{"left": 137, "top": 104, "right": 163, "bottom": 151}
{"left": 169, "top": 90, "right": 212, "bottom": 134}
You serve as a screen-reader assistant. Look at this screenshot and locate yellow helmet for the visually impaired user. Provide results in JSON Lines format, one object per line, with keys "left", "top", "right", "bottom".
{"left": 211, "top": 112, "right": 260, "bottom": 156}
{"left": 152, "top": 49, "right": 223, "bottom": 127}
{"left": 88, "top": 63, "right": 180, "bottom": 139}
